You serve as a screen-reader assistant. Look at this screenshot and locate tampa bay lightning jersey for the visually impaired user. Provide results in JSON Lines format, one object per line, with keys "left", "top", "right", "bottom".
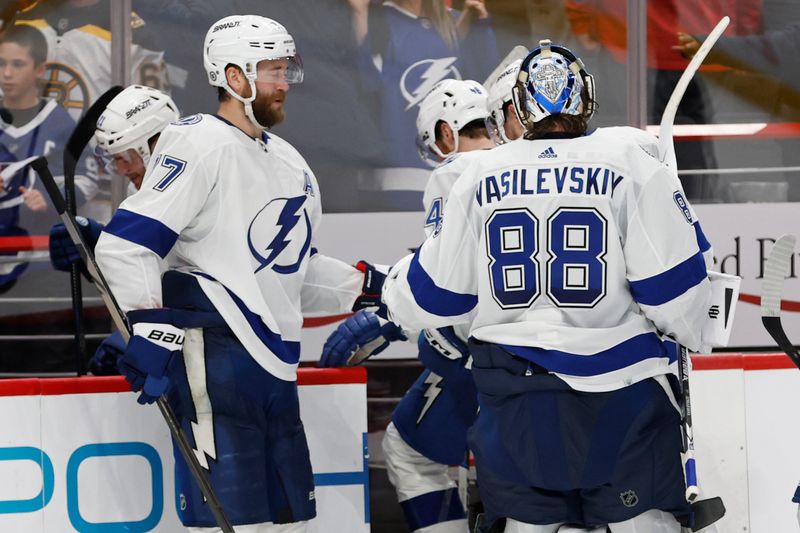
{"left": 357, "top": 2, "right": 498, "bottom": 169}
{"left": 0, "top": 99, "right": 98, "bottom": 232}
{"left": 95, "top": 114, "right": 363, "bottom": 381}
{"left": 384, "top": 127, "right": 713, "bottom": 392}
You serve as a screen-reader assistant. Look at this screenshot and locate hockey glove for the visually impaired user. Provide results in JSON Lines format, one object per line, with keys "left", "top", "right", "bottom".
{"left": 89, "top": 330, "right": 125, "bottom": 376}
{"left": 320, "top": 310, "right": 406, "bottom": 367}
{"left": 49, "top": 216, "right": 103, "bottom": 273}
{"left": 351, "top": 260, "right": 388, "bottom": 318}
{"left": 118, "top": 309, "right": 184, "bottom": 405}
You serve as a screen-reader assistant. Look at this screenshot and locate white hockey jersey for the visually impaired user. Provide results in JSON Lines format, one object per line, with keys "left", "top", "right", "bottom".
{"left": 384, "top": 127, "right": 713, "bottom": 392}
{"left": 95, "top": 115, "right": 363, "bottom": 381}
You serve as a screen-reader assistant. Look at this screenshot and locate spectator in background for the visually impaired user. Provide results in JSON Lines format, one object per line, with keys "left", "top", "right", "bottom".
{"left": 565, "top": 0, "right": 762, "bottom": 201}
{"left": 0, "top": 24, "right": 96, "bottom": 291}
{"left": 348, "top": 0, "right": 498, "bottom": 210}
{"left": 15, "top": 0, "right": 169, "bottom": 121}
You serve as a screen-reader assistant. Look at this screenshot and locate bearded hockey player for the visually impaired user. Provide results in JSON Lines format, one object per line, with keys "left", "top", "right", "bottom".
{"left": 95, "top": 15, "right": 384, "bottom": 532}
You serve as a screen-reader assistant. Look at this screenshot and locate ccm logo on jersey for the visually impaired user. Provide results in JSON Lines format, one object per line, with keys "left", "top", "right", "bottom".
{"left": 126, "top": 99, "right": 152, "bottom": 119}
{"left": 673, "top": 191, "right": 693, "bottom": 223}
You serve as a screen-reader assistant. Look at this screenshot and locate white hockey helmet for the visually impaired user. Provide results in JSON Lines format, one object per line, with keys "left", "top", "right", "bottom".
{"left": 415, "top": 79, "right": 489, "bottom": 165}
{"left": 512, "top": 40, "right": 596, "bottom": 129}
{"left": 485, "top": 59, "right": 522, "bottom": 144}
{"left": 94, "top": 84, "right": 179, "bottom": 167}
{"left": 203, "top": 15, "right": 303, "bottom": 129}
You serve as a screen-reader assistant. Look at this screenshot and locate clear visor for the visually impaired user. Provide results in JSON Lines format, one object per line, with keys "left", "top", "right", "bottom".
{"left": 485, "top": 115, "right": 505, "bottom": 146}
{"left": 254, "top": 55, "right": 304, "bottom": 85}
{"left": 94, "top": 146, "right": 145, "bottom": 178}
{"left": 415, "top": 134, "right": 442, "bottom": 168}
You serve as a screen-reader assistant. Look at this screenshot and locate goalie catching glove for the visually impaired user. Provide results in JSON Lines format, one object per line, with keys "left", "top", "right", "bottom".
{"left": 118, "top": 309, "right": 184, "bottom": 404}
{"left": 320, "top": 310, "right": 406, "bottom": 367}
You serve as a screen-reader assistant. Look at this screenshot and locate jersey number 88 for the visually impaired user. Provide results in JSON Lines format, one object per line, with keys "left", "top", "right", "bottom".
{"left": 485, "top": 207, "right": 607, "bottom": 309}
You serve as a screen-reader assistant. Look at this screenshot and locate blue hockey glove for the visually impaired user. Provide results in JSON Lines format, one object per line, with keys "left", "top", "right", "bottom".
{"left": 320, "top": 310, "right": 406, "bottom": 367}
{"left": 89, "top": 331, "right": 126, "bottom": 376}
{"left": 118, "top": 309, "right": 184, "bottom": 405}
{"left": 49, "top": 216, "right": 103, "bottom": 273}
{"left": 352, "top": 260, "right": 388, "bottom": 318}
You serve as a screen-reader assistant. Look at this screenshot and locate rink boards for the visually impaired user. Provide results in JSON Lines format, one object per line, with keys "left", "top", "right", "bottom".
{"left": 0, "top": 368, "right": 368, "bottom": 533}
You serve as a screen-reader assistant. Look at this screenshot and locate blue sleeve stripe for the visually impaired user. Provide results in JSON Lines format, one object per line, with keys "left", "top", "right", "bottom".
{"left": 103, "top": 209, "right": 178, "bottom": 259}
{"left": 407, "top": 249, "right": 477, "bottom": 317}
{"left": 500, "top": 332, "right": 673, "bottom": 377}
{"left": 629, "top": 251, "right": 707, "bottom": 306}
{"left": 694, "top": 222, "right": 711, "bottom": 253}
{"left": 193, "top": 271, "right": 300, "bottom": 365}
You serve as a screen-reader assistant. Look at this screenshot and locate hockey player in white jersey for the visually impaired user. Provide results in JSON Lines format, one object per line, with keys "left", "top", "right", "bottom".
{"left": 94, "top": 15, "right": 384, "bottom": 532}
{"left": 378, "top": 41, "right": 713, "bottom": 532}
{"left": 484, "top": 59, "right": 524, "bottom": 145}
{"left": 48, "top": 84, "right": 178, "bottom": 374}
{"left": 324, "top": 78, "right": 494, "bottom": 533}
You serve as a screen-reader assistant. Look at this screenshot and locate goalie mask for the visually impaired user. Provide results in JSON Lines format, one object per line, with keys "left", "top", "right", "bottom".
{"left": 485, "top": 59, "right": 522, "bottom": 144}
{"left": 204, "top": 15, "right": 304, "bottom": 130}
{"left": 512, "top": 40, "right": 595, "bottom": 130}
{"left": 94, "top": 85, "right": 179, "bottom": 186}
{"left": 415, "top": 79, "right": 489, "bottom": 166}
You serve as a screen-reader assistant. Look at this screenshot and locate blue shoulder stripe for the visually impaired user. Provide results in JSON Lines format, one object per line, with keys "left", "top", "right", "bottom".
{"left": 103, "top": 209, "right": 178, "bottom": 259}
{"left": 407, "top": 249, "right": 477, "bottom": 317}
{"left": 629, "top": 251, "right": 707, "bottom": 306}
{"left": 500, "top": 332, "right": 673, "bottom": 377}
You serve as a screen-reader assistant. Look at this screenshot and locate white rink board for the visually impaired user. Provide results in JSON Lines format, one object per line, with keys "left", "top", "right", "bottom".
{"left": 0, "top": 369, "right": 368, "bottom": 532}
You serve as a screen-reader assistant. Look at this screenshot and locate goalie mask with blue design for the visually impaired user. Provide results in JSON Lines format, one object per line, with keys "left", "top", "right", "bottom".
{"left": 512, "top": 40, "right": 595, "bottom": 129}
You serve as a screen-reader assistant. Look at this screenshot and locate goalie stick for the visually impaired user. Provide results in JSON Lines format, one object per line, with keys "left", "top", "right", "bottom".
{"left": 61, "top": 85, "right": 124, "bottom": 375}
{"left": 31, "top": 157, "right": 235, "bottom": 532}
{"left": 761, "top": 234, "right": 799, "bottom": 367}
{"left": 656, "top": 16, "right": 728, "bottom": 516}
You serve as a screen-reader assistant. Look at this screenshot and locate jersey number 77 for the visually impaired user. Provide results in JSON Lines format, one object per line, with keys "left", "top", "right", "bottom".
{"left": 485, "top": 206, "right": 608, "bottom": 309}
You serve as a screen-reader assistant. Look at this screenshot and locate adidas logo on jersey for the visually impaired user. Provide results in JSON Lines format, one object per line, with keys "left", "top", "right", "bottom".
{"left": 538, "top": 147, "right": 557, "bottom": 158}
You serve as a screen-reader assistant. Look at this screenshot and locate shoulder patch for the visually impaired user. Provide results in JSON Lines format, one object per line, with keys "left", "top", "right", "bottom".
{"left": 173, "top": 114, "right": 203, "bottom": 126}
{"left": 673, "top": 191, "right": 693, "bottom": 224}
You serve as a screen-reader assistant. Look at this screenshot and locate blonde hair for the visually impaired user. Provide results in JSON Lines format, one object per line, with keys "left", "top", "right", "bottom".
{"left": 423, "top": 0, "right": 458, "bottom": 50}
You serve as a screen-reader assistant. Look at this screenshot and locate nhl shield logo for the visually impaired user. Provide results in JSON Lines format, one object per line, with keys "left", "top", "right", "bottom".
{"left": 620, "top": 490, "right": 639, "bottom": 508}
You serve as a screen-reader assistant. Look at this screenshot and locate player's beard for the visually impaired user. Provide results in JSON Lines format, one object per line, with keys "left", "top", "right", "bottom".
{"left": 252, "top": 89, "right": 286, "bottom": 128}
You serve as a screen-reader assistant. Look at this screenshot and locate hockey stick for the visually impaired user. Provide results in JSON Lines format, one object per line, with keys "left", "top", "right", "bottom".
{"left": 31, "top": 157, "right": 235, "bottom": 532}
{"left": 761, "top": 234, "right": 799, "bottom": 367}
{"left": 62, "top": 85, "right": 124, "bottom": 375}
{"left": 658, "top": 16, "right": 730, "bottom": 170}
{"left": 677, "top": 344, "right": 699, "bottom": 502}
{"left": 482, "top": 45, "right": 528, "bottom": 87}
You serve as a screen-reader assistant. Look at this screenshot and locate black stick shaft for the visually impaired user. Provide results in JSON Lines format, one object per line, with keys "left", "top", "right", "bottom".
{"left": 33, "top": 156, "right": 235, "bottom": 532}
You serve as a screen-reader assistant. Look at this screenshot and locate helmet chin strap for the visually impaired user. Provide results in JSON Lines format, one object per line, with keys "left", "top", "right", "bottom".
{"left": 225, "top": 81, "right": 270, "bottom": 131}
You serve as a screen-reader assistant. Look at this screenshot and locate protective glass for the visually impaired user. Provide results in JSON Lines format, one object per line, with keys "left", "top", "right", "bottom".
{"left": 254, "top": 55, "right": 304, "bottom": 85}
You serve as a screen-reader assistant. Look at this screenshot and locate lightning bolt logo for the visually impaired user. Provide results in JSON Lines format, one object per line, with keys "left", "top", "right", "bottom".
{"left": 248, "top": 195, "right": 311, "bottom": 275}
{"left": 400, "top": 57, "right": 461, "bottom": 110}
{"left": 183, "top": 329, "right": 217, "bottom": 472}
{"left": 417, "top": 372, "right": 443, "bottom": 424}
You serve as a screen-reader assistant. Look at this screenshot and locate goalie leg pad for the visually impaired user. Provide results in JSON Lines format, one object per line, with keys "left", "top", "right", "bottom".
{"left": 608, "top": 509, "right": 681, "bottom": 532}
